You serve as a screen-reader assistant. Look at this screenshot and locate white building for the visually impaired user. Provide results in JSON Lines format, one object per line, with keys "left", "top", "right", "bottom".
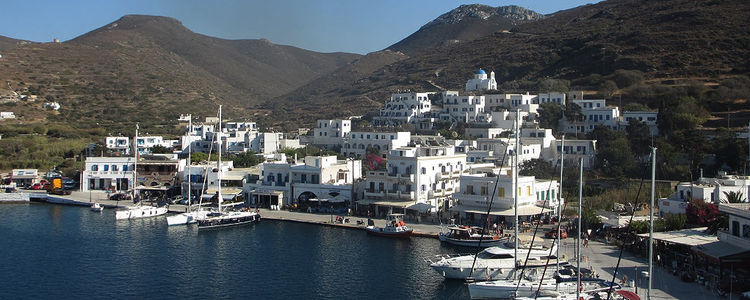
{"left": 245, "top": 156, "right": 362, "bottom": 209}
{"left": 465, "top": 69, "right": 497, "bottom": 92}
{"left": 554, "top": 139, "right": 596, "bottom": 169}
{"left": 718, "top": 203, "right": 750, "bottom": 250}
{"left": 80, "top": 157, "right": 134, "bottom": 192}
{"left": 361, "top": 144, "right": 467, "bottom": 216}
{"left": 537, "top": 92, "right": 566, "bottom": 105}
{"left": 450, "top": 168, "right": 557, "bottom": 224}
{"left": 439, "top": 91, "right": 491, "bottom": 123}
{"left": 659, "top": 172, "right": 750, "bottom": 216}
{"left": 0, "top": 112, "right": 16, "bottom": 119}
{"left": 373, "top": 92, "right": 433, "bottom": 127}
{"left": 475, "top": 137, "right": 542, "bottom": 167}
{"left": 342, "top": 131, "right": 411, "bottom": 158}
{"left": 562, "top": 99, "right": 620, "bottom": 134}
{"left": 10, "top": 169, "right": 39, "bottom": 187}
{"left": 313, "top": 119, "right": 351, "bottom": 148}
{"left": 620, "top": 111, "right": 659, "bottom": 136}
{"left": 106, "top": 137, "right": 131, "bottom": 155}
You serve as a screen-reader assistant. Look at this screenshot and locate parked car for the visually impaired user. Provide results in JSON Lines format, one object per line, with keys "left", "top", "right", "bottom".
{"left": 545, "top": 228, "right": 568, "bottom": 239}
{"left": 62, "top": 178, "right": 77, "bottom": 190}
{"left": 30, "top": 183, "right": 44, "bottom": 190}
{"left": 109, "top": 193, "right": 132, "bottom": 200}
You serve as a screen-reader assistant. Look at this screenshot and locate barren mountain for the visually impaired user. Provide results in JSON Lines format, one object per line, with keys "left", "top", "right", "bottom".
{"left": 388, "top": 5, "right": 544, "bottom": 56}
{"left": 0, "top": 15, "right": 359, "bottom": 134}
{"left": 271, "top": 0, "right": 750, "bottom": 128}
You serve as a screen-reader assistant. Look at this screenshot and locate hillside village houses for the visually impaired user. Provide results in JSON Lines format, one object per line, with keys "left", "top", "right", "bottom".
{"left": 659, "top": 171, "right": 750, "bottom": 216}
{"left": 77, "top": 67, "right": 677, "bottom": 220}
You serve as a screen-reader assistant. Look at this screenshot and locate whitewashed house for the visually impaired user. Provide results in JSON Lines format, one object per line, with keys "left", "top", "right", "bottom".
{"left": 342, "top": 131, "right": 410, "bottom": 158}
{"left": 373, "top": 92, "right": 434, "bottom": 127}
{"left": 313, "top": 119, "right": 351, "bottom": 149}
{"left": 659, "top": 172, "right": 750, "bottom": 216}
{"left": 620, "top": 111, "right": 659, "bottom": 136}
{"left": 245, "top": 156, "right": 362, "bottom": 209}
{"left": 451, "top": 167, "right": 557, "bottom": 224}
{"left": 360, "top": 143, "right": 467, "bottom": 216}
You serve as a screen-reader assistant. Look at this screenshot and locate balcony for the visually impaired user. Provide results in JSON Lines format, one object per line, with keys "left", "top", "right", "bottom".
{"left": 364, "top": 190, "right": 386, "bottom": 199}
{"left": 718, "top": 230, "right": 750, "bottom": 249}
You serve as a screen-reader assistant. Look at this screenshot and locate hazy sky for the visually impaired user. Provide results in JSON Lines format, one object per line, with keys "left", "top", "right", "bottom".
{"left": 1, "top": 0, "right": 599, "bottom": 54}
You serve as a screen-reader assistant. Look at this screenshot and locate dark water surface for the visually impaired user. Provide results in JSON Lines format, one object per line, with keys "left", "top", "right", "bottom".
{"left": 0, "top": 204, "right": 469, "bottom": 299}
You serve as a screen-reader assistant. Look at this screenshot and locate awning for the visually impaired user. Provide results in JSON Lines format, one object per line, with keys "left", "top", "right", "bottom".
{"left": 356, "top": 199, "right": 376, "bottom": 205}
{"left": 329, "top": 194, "right": 349, "bottom": 203}
{"left": 692, "top": 241, "right": 747, "bottom": 261}
{"left": 373, "top": 201, "right": 415, "bottom": 208}
{"left": 406, "top": 202, "right": 434, "bottom": 212}
{"left": 450, "top": 204, "right": 553, "bottom": 216}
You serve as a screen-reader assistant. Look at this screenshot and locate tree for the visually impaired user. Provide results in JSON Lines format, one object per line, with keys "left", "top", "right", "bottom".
{"left": 622, "top": 102, "right": 650, "bottom": 112}
{"left": 598, "top": 80, "right": 618, "bottom": 98}
{"left": 150, "top": 145, "right": 172, "bottom": 154}
{"left": 686, "top": 199, "right": 719, "bottom": 227}
{"left": 625, "top": 119, "right": 651, "bottom": 157}
{"left": 658, "top": 96, "right": 710, "bottom": 136}
{"left": 588, "top": 126, "right": 637, "bottom": 177}
{"left": 520, "top": 158, "right": 556, "bottom": 179}
{"left": 536, "top": 103, "right": 564, "bottom": 132}
{"left": 612, "top": 69, "right": 644, "bottom": 88}
{"left": 564, "top": 101, "right": 583, "bottom": 123}
{"left": 231, "top": 151, "right": 262, "bottom": 168}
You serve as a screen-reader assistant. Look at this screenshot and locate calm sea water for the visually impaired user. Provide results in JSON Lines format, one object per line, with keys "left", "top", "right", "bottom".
{"left": 0, "top": 204, "right": 469, "bottom": 299}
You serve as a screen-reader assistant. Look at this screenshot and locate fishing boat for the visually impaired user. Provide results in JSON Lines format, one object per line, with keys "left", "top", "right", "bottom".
{"left": 196, "top": 105, "right": 260, "bottom": 229}
{"left": 439, "top": 224, "right": 504, "bottom": 247}
{"left": 365, "top": 213, "right": 413, "bottom": 238}
{"left": 115, "top": 123, "right": 168, "bottom": 220}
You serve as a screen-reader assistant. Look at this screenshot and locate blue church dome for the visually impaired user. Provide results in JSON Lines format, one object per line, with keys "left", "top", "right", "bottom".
{"left": 476, "top": 69, "right": 486, "bottom": 75}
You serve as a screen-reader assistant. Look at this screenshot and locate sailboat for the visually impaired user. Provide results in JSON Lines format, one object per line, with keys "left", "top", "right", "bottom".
{"left": 196, "top": 105, "right": 260, "bottom": 229}
{"left": 167, "top": 114, "right": 210, "bottom": 226}
{"left": 468, "top": 132, "right": 573, "bottom": 298}
{"left": 115, "top": 123, "right": 168, "bottom": 220}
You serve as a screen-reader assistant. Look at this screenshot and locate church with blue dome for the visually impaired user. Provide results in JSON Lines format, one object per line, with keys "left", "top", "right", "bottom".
{"left": 465, "top": 68, "right": 497, "bottom": 91}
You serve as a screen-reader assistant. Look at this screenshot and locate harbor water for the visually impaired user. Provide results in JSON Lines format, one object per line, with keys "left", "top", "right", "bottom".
{"left": 0, "top": 203, "right": 469, "bottom": 299}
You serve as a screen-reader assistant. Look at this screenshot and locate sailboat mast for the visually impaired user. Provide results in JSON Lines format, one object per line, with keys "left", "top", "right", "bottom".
{"left": 133, "top": 123, "right": 139, "bottom": 203}
{"left": 576, "top": 157, "right": 583, "bottom": 300}
{"left": 514, "top": 109, "right": 520, "bottom": 271}
{"left": 187, "top": 115, "right": 191, "bottom": 211}
{"left": 557, "top": 134, "right": 564, "bottom": 274}
{"left": 648, "top": 147, "right": 656, "bottom": 300}
{"left": 217, "top": 106, "right": 223, "bottom": 214}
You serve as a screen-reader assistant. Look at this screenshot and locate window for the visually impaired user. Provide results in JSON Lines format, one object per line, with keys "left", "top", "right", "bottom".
{"left": 112, "top": 165, "right": 119, "bottom": 171}
{"left": 103, "top": 165, "right": 109, "bottom": 171}
{"left": 123, "top": 165, "right": 128, "bottom": 171}
{"left": 498, "top": 187, "right": 505, "bottom": 198}
{"left": 91, "top": 165, "right": 98, "bottom": 171}
{"left": 421, "top": 167, "right": 426, "bottom": 174}
{"left": 422, "top": 185, "right": 426, "bottom": 191}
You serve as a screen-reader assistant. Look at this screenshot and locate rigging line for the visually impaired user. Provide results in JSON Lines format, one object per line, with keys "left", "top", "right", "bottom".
{"left": 468, "top": 130, "right": 515, "bottom": 280}
{"left": 516, "top": 156, "right": 561, "bottom": 290}
{"left": 535, "top": 157, "right": 568, "bottom": 297}
{"left": 196, "top": 109, "right": 221, "bottom": 211}
{"left": 606, "top": 153, "right": 651, "bottom": 300}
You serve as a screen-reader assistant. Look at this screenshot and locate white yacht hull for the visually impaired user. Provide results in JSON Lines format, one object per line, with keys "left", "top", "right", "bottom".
{"left": 166, "top": 210, "right": 210, "bottom": 226}
{"left": 115, "top": 206, "right": 168, "bottom": 220}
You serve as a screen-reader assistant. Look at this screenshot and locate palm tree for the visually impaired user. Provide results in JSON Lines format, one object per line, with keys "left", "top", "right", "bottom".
{"left": 722, "top": 191, "right": 745, "bottom": 203}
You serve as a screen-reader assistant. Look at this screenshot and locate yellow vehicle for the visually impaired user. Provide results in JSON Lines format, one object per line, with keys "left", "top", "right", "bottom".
{"left": 46, "top": 178, "right": 71, "bottom": 195}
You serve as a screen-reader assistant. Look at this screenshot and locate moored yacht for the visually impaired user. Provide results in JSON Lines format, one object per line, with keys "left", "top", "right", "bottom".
{"left": 426, "top": 241, "right": 560, "bottom": 281}
{"left": 196, "top": 105, "right": 260, "bottom": 230}
{"left": 439, "top": 224, "right": 504, "bottom": 247}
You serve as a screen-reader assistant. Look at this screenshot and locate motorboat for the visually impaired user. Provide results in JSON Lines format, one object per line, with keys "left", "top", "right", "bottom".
{"left": 426, "top": 241, "right": 560, "bottom": 281}
{"left": 439, "top": 224, "right": 505, "bottom": 248}
{"left": 365, "top": 213, "right": 413, "bottom": 238}
{"left": 90, "top": 203, "right": 103, "bottom": 212}
{"left": 115, "top": 204, "right": 168, "bottom": 220}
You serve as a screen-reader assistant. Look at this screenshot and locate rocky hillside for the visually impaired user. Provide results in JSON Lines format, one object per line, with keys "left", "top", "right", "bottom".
{"left": 388, "top": 4, "right": 544, "bottom": 55}
{"left": 270, "top": 0, "right": 750, "bottom": 128}
{"left": 0, "top": 15, "right": 359, "bottom": 134}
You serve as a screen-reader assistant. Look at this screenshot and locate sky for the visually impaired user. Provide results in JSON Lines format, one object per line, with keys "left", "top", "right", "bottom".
{"left": 0, "top": 0, "right": 599, "bottom": 54}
